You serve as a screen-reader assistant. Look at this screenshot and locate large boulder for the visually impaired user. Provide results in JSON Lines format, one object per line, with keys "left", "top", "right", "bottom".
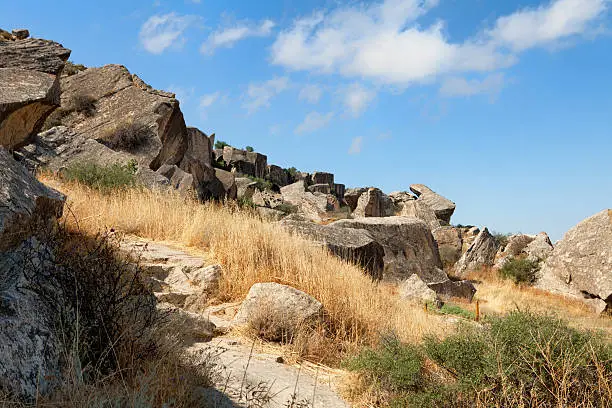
{"left": 178, "top": 127, "right": 215, "bottom": 199}
{"left": 331, "top": 217, "right": 446, "bottom": 283}
{"left": 235, "top": 177, "right": 258, "bottom": 200}
{"left": 399, "top": 274, "right": 439, "bottom": 305}
{"left": 409, "top": 184, "right": 456, "bottom": 224}
{"left": 222, "top": 147, "right": 267, "bottom": 179}
{"left": 344, "top": 187, "right": 367, "bottom": 211}
{"left": 280, "top": 181, "right": 334, "bottom": 222}
{"left": 232, "top": 283, "right": 323, "bottom": 341}
{"left": 155, "top": 164, "right": 193, "bottom": 192}
{"left": 427, "top": 279, "right": 477, "bottom": 302}
{"left": 266, "top": 164, "right": 289, "bottom": 187}
{"left": 0, "top": 34, "right": 71, "bottom": 149}
{"left": 353, "top": 188, "right": 394, "bottom": 218}
{"left": 536, "top": 210, "right": 612, "bottom": 313}
{"left": 454, "top": 228, "right": 498, "bottom": 277}
{"left": 524, "top": 232, "right": 554, "bottom": 261}
{"left": 398, "top": 200, "right": 441, "bottom": 230}
{"left": 0, "top": 148, "right": 65, "bottom": 398}
{"left": 208, "top": 169, "right": 237, "bottom": 200}
{"left": 433, "top": 226, "right": 463, "bottom": 269}
{"left": 279, "top": 219, "right": 385, "bottom": 280}
{"left": 311, "top": 171, "right": 334, "bottom": 188}
{"left": 333, "top": 183, "right": 346, "bottom": 200}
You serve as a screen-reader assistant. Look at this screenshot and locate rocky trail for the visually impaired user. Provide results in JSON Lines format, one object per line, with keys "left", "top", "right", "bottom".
{"left": 121, "top": 237, "right": 349, "bottom": 408}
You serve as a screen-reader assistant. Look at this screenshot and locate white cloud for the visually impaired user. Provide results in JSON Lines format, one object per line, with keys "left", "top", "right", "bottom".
{"left": 201, "top": 19, "right": 275, "bottom": 55}
{"left": 439, "top": 73, "right": 506, "bottom": 98}
{"left": 489, "top": 0, "right": 608, "bottom": 51}
{"left": 200, "top": 91, "right": 220, "bottom": 108}
{"left": 348, "top": 136, "right": 363, "bottom": 155}
{"left": 299, "top": 84, "right": 323, "bottom": 104}
{"left": 271, "top": 0, "right": 606, "bottom": 86}
{"left": 243, "top": 77, "right": 289, "bottom": 114}
{"left": 342, "top": 84, "right": 376, "bottom": 117}
{"left": 139, "top": 13, "right": 196, "bottom": 54}
{"left": 295, "top": 111, "right": 334, "bottom": 134}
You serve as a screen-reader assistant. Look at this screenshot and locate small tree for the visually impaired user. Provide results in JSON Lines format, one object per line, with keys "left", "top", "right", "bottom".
{"left": 245, "top": 146, "right": 254, "bottom": 152}
{"left": 215, "top": 140, "right": 230, "bottom": 149}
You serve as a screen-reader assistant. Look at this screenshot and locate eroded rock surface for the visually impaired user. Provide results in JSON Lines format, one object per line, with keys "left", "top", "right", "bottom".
{"left": 455, "top": 227, "right": 498, "bottom": 277}
{"left": 409, "top": 184, "right": 456, "bottom": 224}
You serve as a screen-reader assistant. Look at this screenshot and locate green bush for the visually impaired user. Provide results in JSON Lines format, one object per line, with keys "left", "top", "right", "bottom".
{"left": 491, "top": 231, "right": 511, "bottom": 248}
{"left": 62, "top": 161, "right": 138, "bottom": 192}
{"left": 345, "top": 334, "right": 424, "bottom": 393}
{"left": 275, "top": 203, "right": 298, "bottom": 215}
{"left": 248, "top": 176, "right": 273, "bottom": 191}
{"left": 499, "top": 257, "right": 540, "bottom": 284}
{"left": 215, "top": 140, "right": 231, "bottom": 149}
{"left": 245, "top": 145, "right": 254, "bottom": 152}
{"left": 63, "top": 60, "right": 87, "bottom": 76}
{"left": 286, "top": 167, "right": 299, "bottom": 180}
{"left": 347, "top": 311, "right": 612, "bottom": 407}
{"left": 238, "top": 197, "right": 256, "bottom": 209}
{"left": 436, "top": 303, "right": 476, "bottom": 320}
{"left": 69, "top": 93, "right": 97, "bottom": 117}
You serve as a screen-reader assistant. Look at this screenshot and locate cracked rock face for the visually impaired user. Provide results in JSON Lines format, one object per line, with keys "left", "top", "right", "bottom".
{"left": 409, "top": 184, "right": 456, "bottom": 225}
{"left": 536, "top": 209, "right": 612, "bottom": 313}
{"left": 0, "top": 34, "right": 70, "bottom": 149}
{"left": 454, "top": 227, "right": 499, "bottom": 277}
{"left": 0, "top": 148, "right": 65, "bottom": 399}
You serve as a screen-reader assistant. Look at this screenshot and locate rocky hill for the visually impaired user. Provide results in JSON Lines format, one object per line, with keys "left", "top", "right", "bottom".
{"left": 1, "top": 28, "right": 611, "bottom": 407}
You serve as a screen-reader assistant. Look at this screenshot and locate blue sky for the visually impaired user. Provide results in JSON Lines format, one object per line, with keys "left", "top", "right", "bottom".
{"left": 3, "top": 0, "right": 611, "bottom": 240}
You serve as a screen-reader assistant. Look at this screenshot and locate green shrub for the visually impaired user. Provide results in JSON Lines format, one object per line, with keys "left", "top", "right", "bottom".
{"left": 62, "top": 161, "right": 138, "bottom": 191}
{"left": 102, "top": 121, "right": 150, "bottom": 152}
{"left": 345, "top": 334, "right": 424, "bottom": 393}
{"left": 491, "top": 231, "right": 511, "bottom": 248}
{"left": 499, "top": 257, "right": 540, "bottom": 284}
{"left": 215, "top": 140, "right": 231, "bottom": 149}
{"left": 63, "top": 60, "right": 87, "bottom": 76}
{"left": 238, "top": 197, "right": 256, "bottom": 209}
{"left": 286, "top": 167, "right": 299, "bottom": 180}
{"left": 248, "top": 176, "right": 273, "bottom": 191}
{"left": 245, "top": 145, "right": 254, "bottom": 152}
{"left": 436, "top": 303, "right": 475, "bottom": 320}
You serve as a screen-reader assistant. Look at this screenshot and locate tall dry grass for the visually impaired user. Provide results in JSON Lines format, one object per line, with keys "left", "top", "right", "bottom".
{"left": 40, "top": 176, "right": 450, "bottom": 351}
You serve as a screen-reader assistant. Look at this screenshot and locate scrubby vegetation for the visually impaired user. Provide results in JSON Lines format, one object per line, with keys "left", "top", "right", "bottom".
{"left": 61, "top": 160, "right": 138, "bottom": 192}
{"left": 68, "top": 93, "right": 96, "bottom": 117}
{"left": 63, "top": 60, "right": 87, "bottom": 76}
{"left": 1, "top": 223, "right": 215, "bottom": 407}
{"left": 245, "top": 145, "right": 254, "bottom": 152}
{"left": 348, "top": 311, "right": 612, "bottom": 407}
{"left": 247, "top": 175, "right": 273, "bottom": 191}
{"left": 492, "top": 231, "right": 512, "bottom": 248}
{"left": 214, "top": 140, "right": 230, "bottom": 149}
{"left": 286, "top": 166, "right": 299, "bottom": 180}
{"left": 499, "top": 257, "right": 540, "bottom": 284}
{"left": 102, "top": 121, "right": 151, "bottom": 152}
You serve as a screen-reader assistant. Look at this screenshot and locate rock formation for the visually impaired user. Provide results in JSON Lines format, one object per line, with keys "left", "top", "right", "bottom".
{"left": 331, "top": 217, "right": 446, "bottom": 282}
{"left": 409, "top": 184, "right": 456, "bottom": 224}
{"left": 433, "top": 226, "right": 463, "bottom": 268}
{"left": 536, "top": 210, "right": 612, "bottom": 313}
{"left": 0, "top": 33, "right": 70, "bottom": 149}
{"left": 454, "top": 227, "right": 499, "bottom": 277}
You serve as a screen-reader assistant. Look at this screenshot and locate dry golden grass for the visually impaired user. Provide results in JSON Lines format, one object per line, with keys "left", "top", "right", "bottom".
{"left": 40, "top": 175, "right": 450, "bottom": 352}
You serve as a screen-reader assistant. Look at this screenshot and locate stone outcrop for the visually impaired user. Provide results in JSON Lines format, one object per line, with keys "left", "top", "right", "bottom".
{"left": 0, "top": 34, "right": 71, "bottom": 149}
{"left": 155, "top": 164, "right": 193, "bottom": 192}
{"left": 331, "top": 217, "right": 446, "bottom": 283}
{"left": 454, "top": 227, "right": 498, "bottom": 277}
{"left": 266, "top": 164, "right": 290, "bottom": 187}
{"left": 280, "top": 219, "right": 385, "bottom": 279}
{"left": 0, "top": 148, "right": 66, "bottom": 399}
{"left": 235, "top": 177, "right": 258, "bottom": 200}
{"left": 409, "top": 184, "right": 456, "bottom": 224}
{"left": 399, "top": 275, "right": 440, "bottom": 305}
{"left": 399, "top": 200, "right": 441, "bottom": 230}
{"left": 280, "top": 180, "right": 335, "bottom": 222}
{"left": 536, "top": 210, "right": 612, "bottom": 313}
{"left": 311, "top": 171, "right": 334, "bottom": 188}
{"left": 353, "top": 188, "right": 394, "bottom": 218}
{"left": 428, "top": 279, "right": 477, "bottom": 302}
{"left": 308, "top": 183, "right": 331, "bottom": 194}
{"left": 524, "top": 232, "right": 554, "bottom": 261}
{"left": 233, "top": 283, "right": 323, "bottom": 338}
{"left": 333, "top": 183, "right": 346, "bottom": 200}
{"left": 344, "top": 187, "right": 367, "bottom": 211}
{"left": 222, "top": 147, "right": 267, "bottom": 179}
{"left": 209, "top": 169, "right": 237, "bottom": 200}
{"left": 433, "top": 226, "right": 463, "bottom": 268}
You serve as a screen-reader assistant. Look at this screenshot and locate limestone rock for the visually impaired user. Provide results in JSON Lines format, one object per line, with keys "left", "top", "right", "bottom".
{"left": 433, "top": 226, "right": 463, "bottom": 268}
{"left": 256, "top": 207, "right": 286, "bottom": 221}
{"left": 266, "top": 164, "right": 289, "bottom": 187}
{"left": 409, "top": 184, "right": 456, "bottom": 224}
{"left": 331, "top": 217, "right": 445, "bottom": 282}
{"left": 222, "top": 147, "right": 267, "bottom": 179}
{"left": 428, "top": 278, "right": 477, "bottom": 302}
{"left": 353, "top": 188, "right": 394, "bottom": 218}
{"left": 399, "top": 200, "right": 441, "bottom": 230}
{"left": 536, "top": 210, "right": 612, "bottom": 313}
{"left": 502, "top": 234, "right": 535, "bottom": 257}
{"left": 524, "top": 232, "right": 554, "bottom": 261}
{"left": 0, "top": 37, "right": 71, "bottom": 75}
{"left": 344, "top": 187, "right": 367, "bottom": 211}
{"left": 308, "top": 183, "right": 331, "bottom": 194}
{"left": 235, "top": 177, "right": 258, "bottom": 200}
{"left": 399, "top": 274, "right": 439, "bottom": 305}
{"left": 11, "top": 29, "right": 29, "bottom": 40}
{"left": 454, "top": 228, "right": 499, "bottom": 277}
{"left": 252, "top": 189, "right": 283, "bottom": 209}
{"left": 280, "top": 181, "right": 332, "bottom": 222}
{"left": 280, "top": 219, "right": 385, "bottom": 280}
{"left": 156, "top": 164, "right": 193, "bottom": 192}
{"left": 233, "top": 283, "right": 323, "bottom": 339}
{"left": 333, "top": 183, "right": 346, "bottom": 199}
{"left": 0, "top": 68, "right": 61, "bottom": 149}
{"left": 210, "top": 169, "right": 237, "bottom": 200}
{"left": 0, "top": 148, "right": 64, "bottom": 250}
{"left": 311, "top": 171, "right": 334, "bottom": 187}
{"left": 157, "top": 303, "right": 216, "bottom": 344}
{"left": 0, "top": 148, "right": 65, "bottom": 399}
